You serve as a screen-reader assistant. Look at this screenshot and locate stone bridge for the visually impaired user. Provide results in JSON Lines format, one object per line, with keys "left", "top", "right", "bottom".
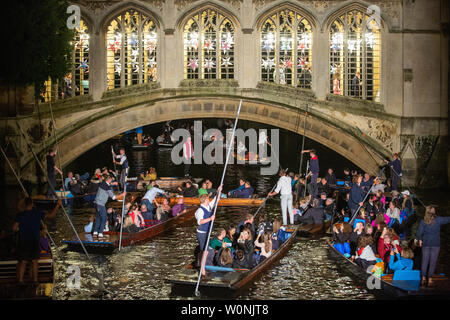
{"left": 1, "top": 80, "right": 428, "bottom": 186}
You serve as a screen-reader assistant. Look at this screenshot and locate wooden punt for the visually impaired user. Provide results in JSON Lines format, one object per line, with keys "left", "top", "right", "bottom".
{"left": 232, "top": 153, "right": 271, "bottom": 165}
{"left": 126, "top": 177, "right": 203, "bottom": 190}
{"left": 156, "top": 142, "right": 174, "bottom": 148}
{"left": 62, "top": 207, "right": 197, "bottom": 254}
{"left": 168, "top": 225, "right": 299, "bottom": 296}
{"left": 155, "top": 197, "right": 265, "bottom": 207}
{"left": 131, "top": 144, "right": 152, "bottom": 150}
{"left": 296, "top": 220, "right": 331, "bottom": 238}
{"left": 31, "top": 191, "right": 97, "bottom": 206}
{"left": 326, "top": 239, "right": 450, "bottom": 298}
{"left": 0, "top": 251, "right": 54, "bottom": 300}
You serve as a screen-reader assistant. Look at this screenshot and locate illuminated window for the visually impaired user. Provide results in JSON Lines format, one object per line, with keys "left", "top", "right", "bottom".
{"left": 329, "top": 9, "right": 381, "bottom": 101}
{"left": 41, "top": 20, "right": 90, "bottom": 102}
{"left": 72, "top": 20, "right": 90, "bottom": 96}
{"left": 261, "top": 9, "right": 313, "bottom": 88}
{"left": 183, "top": 8, "right": 235, "bottom": 79}
{"left": 106, "top": 9, "right": 158, "bottom": 90}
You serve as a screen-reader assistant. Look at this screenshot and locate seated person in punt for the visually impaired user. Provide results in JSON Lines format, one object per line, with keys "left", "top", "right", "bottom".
{"left": 127, "top": 205, "right": 146, "bottom": 230}
{"left": 155, "top": 198, "right": 171, "bottom": 221}
{"left": 122, "top": 215, "right": 140, "bottom": 233}
{"left": 229, "top": 181, "right": 254, "bottom": 199}
{"left": 177, "top": 181, "right": 198, "bottom": 198}
{"left": 171, "top": 197, "right": 187, "bottom": 217}
{"left": 227, "top": 179, "right": 245, "bottom": 197}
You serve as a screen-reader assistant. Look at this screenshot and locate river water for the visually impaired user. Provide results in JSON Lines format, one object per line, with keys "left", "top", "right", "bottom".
{"left": 1, "top": 121, "right": 449, "bottom": 300}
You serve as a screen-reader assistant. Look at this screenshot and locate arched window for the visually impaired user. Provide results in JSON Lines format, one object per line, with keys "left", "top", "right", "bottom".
{"left": 72, "top": 20, "right": 90, "bottom": 96}
{"left": 106, "top": 9, "right": 158, "bottom": 90}
{"left": 183, "top": 8, "right": 235, "bottom": 79}
{"left": 329, "top": 9, "right": 381, "bottom": 101}
{"left": 260, "top": 9, "right": 313, "bottom": 88}
{"left": 40, "top": 20, "right": 90, "bottom": 102}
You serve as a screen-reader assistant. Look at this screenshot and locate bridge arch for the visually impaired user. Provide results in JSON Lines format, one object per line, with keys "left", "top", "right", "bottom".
{"left": 55, "top": 97, "right": 385, "bottom": 176}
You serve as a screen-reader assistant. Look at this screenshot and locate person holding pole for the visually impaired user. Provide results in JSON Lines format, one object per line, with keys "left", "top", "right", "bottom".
{"left": 348, "top": 174, "right": 365, "bottom": 217}
{"left": 93, "top": 174, "right": 125, "bottom": 238}
{"left": 384, "top": 153, "right": 402, "bottom": 191}
{"left": 46, "top": 149, "right": 62, "bottom": 198}
{"left": 112, "top": 147, "right": 129, "bottom": 191}
{"left": 302, "top": 149, "right": 319, "bottom": 198}
{"left": 268, "top": 169, "right": 294, "bottom": 226}
{"left": 195, "top": 184, "right": 223, "bottom": 276}
{"left": 183, "top": 136, "right": 194, "bottom": 177}
{"left": 13, "top": 198, "right": 61, "bottom": 284}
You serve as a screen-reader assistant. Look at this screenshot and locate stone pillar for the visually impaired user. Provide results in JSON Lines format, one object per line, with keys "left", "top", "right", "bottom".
{"left": 400, "top": 0, "right": 448, "bottom": 188}
{"left": 313, "top": 28, "right": 329, "bottom": 100}
{"left": 89, "top": 29, "right": 107, "bottom": 101}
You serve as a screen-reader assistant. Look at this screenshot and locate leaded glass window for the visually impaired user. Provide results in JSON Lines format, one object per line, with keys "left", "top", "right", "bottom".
{"left": 183, "top": 8, "right": 235, "bottom": 79}
{"left": 72, "top": 20, "right": 90, "bottom": 96}
{"left": 329, "top": 10, "right": 381, "bottom": 101}
{"left": 41, "top": 20, "right": 90, "bottom": 102}
{"left": 106, "top": 9, "right": 158, "bottom": 90}
{"left": 261, "top": 9, "right": 312, "bottom": 88}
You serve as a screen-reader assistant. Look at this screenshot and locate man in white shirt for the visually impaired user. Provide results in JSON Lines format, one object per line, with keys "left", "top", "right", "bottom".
{"left": 141, "top": 185, "right": 166, "bottom": 215}
{"left": 258, "top": 129, "right": 271, "bottom": 160}
{"left": 268, "top": 169, "right": 294, "bottom": 225}
{"left": 112, "top": 148, "right": 129, "bottom": 191}
{"left": 195, "top": 185, "right": 222, "bottom": 276}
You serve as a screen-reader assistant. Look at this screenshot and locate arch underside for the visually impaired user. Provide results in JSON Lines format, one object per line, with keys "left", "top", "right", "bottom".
{"left": 57, "top": 98, "right": 384, "bottom": 175}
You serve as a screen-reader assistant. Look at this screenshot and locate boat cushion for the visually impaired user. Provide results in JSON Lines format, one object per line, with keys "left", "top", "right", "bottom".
{"left": 392, "top": 270, "right": 421, "bottom": 291}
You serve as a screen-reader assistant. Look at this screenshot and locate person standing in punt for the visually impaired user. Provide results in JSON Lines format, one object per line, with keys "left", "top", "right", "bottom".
{"left": 195, "top": 185, "right": 223, "bottom": 276}
{"left": 348, "top": 174, "right": 365, "bottom": 218}
{"left": 13, "top": 198, "right": 61, "bottom": 284}
{"left": 183, "top": 136, "right": 194, "bottom": 177}
{"left": 93, "top": 175, "right": 125, "bottom": 238}
{"left": 384, "top": 153, "right": 402, "bottom": 191}
{"left": 417, "top": 205, "right": 450, "bottom": 287}
{"left": 268, "top": 169, "right": 294, "bottom": 226}
{"left": 112, "top": 147, "right": 129, "bottom": 191}
{"left": 46, "top": 149, "right": 63, "bottom": 198}
{"left": 302, "top": 149, "right": 320, "bottom": 198}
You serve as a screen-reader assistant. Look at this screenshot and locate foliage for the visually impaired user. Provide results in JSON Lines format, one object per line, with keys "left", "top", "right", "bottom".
{"left": 1, "top": 0, "right": 74, "bottom": 97}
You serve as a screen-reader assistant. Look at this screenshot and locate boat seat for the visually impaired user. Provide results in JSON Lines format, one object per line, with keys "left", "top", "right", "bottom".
{"left": 392, "top": 270, "right": 421, "bottom": 291}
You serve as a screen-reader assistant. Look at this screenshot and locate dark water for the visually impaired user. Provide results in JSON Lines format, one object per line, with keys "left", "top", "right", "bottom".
{"left": 1, "top": 121, "right": 449, "bottom": 300}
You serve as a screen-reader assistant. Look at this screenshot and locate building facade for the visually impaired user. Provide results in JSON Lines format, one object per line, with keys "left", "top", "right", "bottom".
{"left": 1, "top": 0, "right": 449, "bottom": 187}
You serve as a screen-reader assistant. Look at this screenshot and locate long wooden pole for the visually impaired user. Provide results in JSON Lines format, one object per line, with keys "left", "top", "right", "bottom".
{"left": 194, "top": 99, "right": 242, "bottom": 297}
{"left": 296, "top": 105, "right": 308, "bottom": 200}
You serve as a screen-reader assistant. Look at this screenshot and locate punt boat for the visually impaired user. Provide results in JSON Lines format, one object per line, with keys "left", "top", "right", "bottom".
{"left": 62, "top": 207, "right": 197, "bottom": 254}
{"left": 168, "top": 225, "right": 299, "bottom": 297}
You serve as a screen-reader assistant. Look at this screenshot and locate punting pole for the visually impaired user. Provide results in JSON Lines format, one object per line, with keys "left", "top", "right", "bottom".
{"left": 303, "top": 160, "right": 309, "bottom": 198}
{"left": 354, "top": 127, "right": 426, "bottom": 210}
{"left": 296, "top": 104, "right": 309, "bottom": 200}
{"left": 111, "top": 145, "right": 117, "bottom": 173}
{"left": 349, "top": 166, "right": 386, "bottom": 225}
{"left": 118, "top": 170, "right": 128, "bottom": 251}
{"left": 48, "top": 100, "right": 67, "bottom": 195}
{"left": 389, "top": 164, "right": 426, "bottom": 209}
{"left": 253, "top": 167, "right": 288, "bottom": 219}
{"left": 16, "top": 122, "right": 107, "bottom": 292}
{"left": 194, "top": 99, "right": 243, "bottom": 297}
{"left": 0, "top": 145, "right": 60, "bottom": 255}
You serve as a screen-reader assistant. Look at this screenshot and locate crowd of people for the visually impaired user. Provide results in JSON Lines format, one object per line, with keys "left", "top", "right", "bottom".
{"left": 194, "top": 185, "right": 294, "bottom": 276}
{"left": 12, "top": 134, "right": 448, "bottom": 290}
